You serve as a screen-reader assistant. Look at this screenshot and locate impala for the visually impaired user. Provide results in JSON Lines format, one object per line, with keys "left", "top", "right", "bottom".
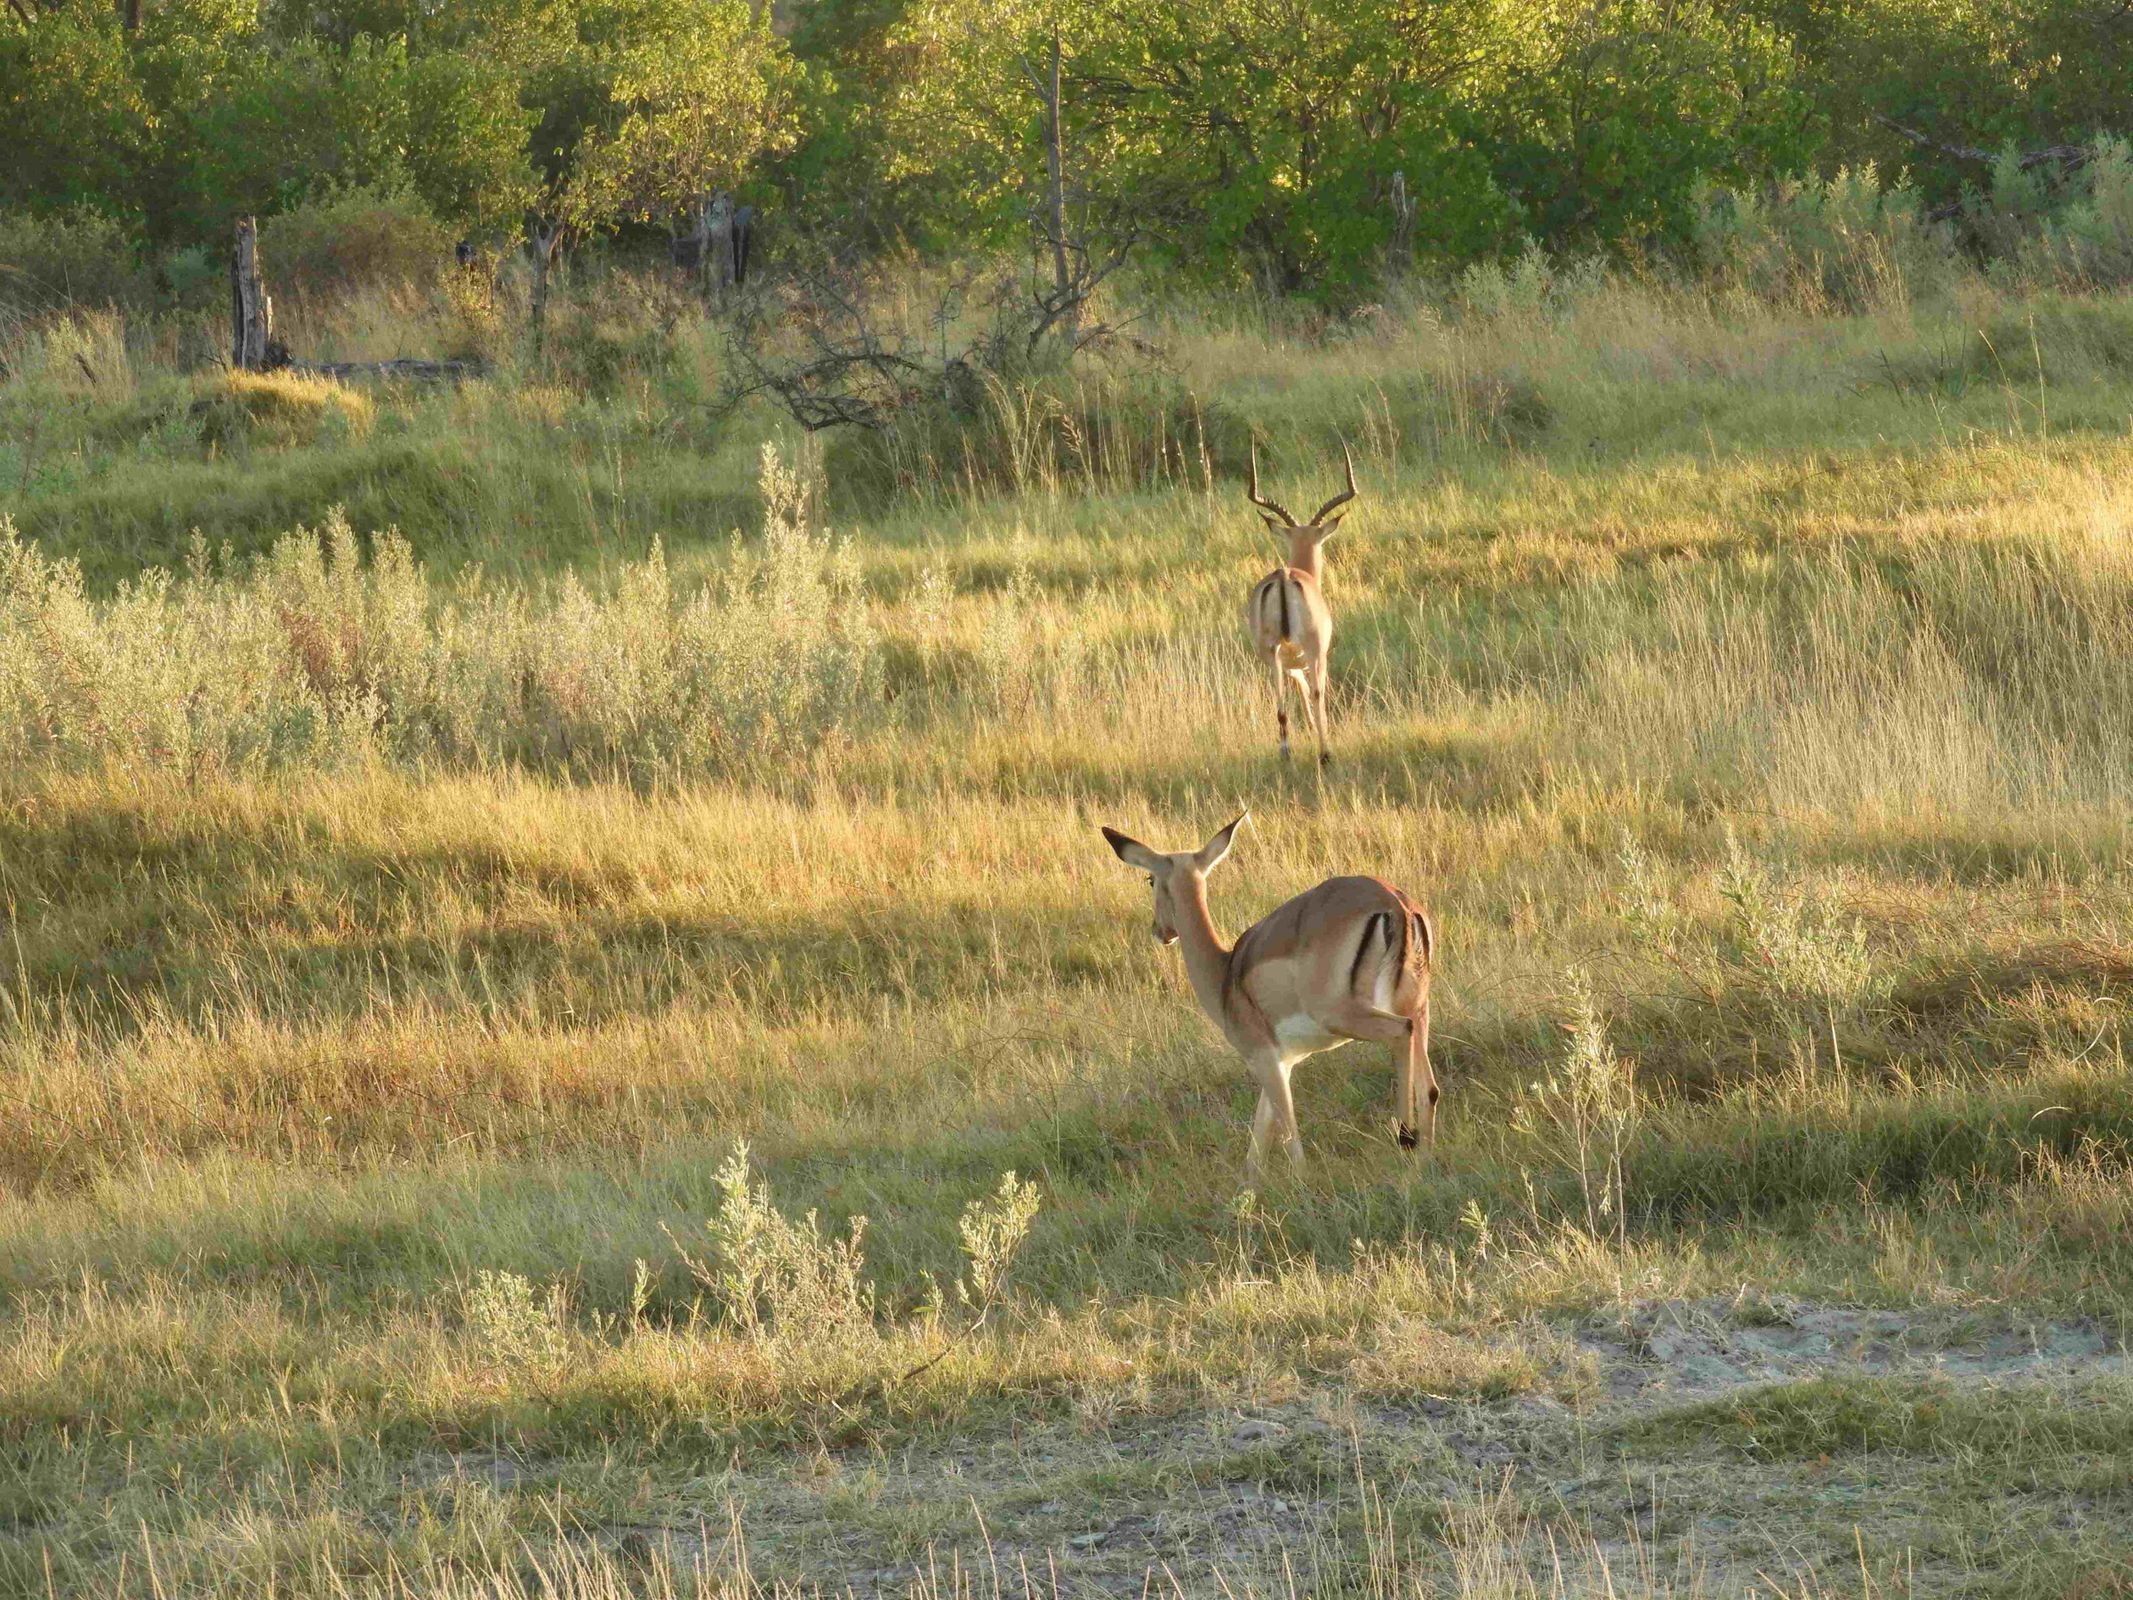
{"left": 1102, "top": 813, "right": 1437, "bottom": 1180}
{"left": 1246, "top": 446, "right": 1358, "bottom": 765}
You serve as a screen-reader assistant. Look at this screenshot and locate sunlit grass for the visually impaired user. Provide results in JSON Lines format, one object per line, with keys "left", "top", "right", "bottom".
{"left": 5, "top": 267, "right": 2133, "bottom": 1595}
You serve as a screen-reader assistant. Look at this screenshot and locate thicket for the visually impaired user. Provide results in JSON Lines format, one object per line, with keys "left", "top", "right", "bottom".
{"left": 5, "top": 0, "right": 2133, "bottom": 309}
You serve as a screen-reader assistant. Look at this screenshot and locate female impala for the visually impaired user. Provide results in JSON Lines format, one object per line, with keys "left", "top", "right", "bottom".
{"left": 1246, "top": 446, "right": 1357, "bottom": 765}
{"left": 1101, "top": 813, "right": 1437, "bottom": 1180}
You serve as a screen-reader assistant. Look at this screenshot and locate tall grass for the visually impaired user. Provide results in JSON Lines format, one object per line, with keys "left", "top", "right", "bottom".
{"left": 8, "top": 248, "right": 2133, "bottom": 1595}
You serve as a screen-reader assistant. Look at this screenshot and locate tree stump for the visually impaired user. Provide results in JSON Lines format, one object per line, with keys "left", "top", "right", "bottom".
{"left": 230, "top": 217, "right": 275, "bottom": 371}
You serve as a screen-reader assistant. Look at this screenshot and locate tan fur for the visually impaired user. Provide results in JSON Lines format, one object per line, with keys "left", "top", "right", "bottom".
{"left": 1102, "top": 814, "right": 1438, "bottom": 1182}
{"left": 1244, "top": 447, "right": 1355, "bottom": 765}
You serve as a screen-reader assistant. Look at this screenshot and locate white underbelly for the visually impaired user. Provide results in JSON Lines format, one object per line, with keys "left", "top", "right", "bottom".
{"left": 1273, "top": 1013, "right": 1343, "bottom": 1066}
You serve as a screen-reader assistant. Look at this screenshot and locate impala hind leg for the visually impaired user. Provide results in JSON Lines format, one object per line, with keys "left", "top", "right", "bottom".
{"left": 1307, "top": 660, "right": 1332, "bottom": 766}
{"left": 1325, "top": 998, "right": 1435, "bottom": 1152}
{"left": 1268, "top": 658, "right": 1292, "bottom": 761}
{"left": 1399, "top": 999, "right": 1437, "bottom": 1151}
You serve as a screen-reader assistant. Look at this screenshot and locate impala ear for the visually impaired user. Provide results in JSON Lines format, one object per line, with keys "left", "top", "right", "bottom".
{"left": 1316, "top": 511, "right": 1347, "bottom": 534}
{"left": 1258, "top": 512, "right": 1285, "bottom": 530}
{"left": 1102, "top": 826, "right": 1168, "bottom": 874}
{"left": 1196, "top": 812, "right": 1248, "bottom": 872}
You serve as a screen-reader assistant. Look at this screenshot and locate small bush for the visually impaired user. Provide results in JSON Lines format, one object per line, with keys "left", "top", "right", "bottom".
{"left": 540, "top": 273, "right": 692, "bottom": 396}
{"left": 157, "top": 244, "right": 226, "bottom": 315}
{"left": 0, "top": 443, "right": 883, "bottom": 782}
{"left": 1691, "top": 167, "right": 1961, "bottom": 312}
{"left": 0, "top": 208, "right": 151, "bottom": 316}
{"left": 191, "top": 369, "right": 376, "bottom": 451}
{"left": 829, "top": 369, "right": 1245, "bottom": 508}
{"left": 685, "top": 1141, "right": 876, "bottom": 1343}
{"left": 258, "top": 186, "right": 455, "bottom": 299}
{"left": 670, "top": 1145, "right": 1041, "bottom": 1365}
{"left": 460, "top": 1269, "right": 572, "bottom": 1381}
{"left": 1998, "top": 137, "right": 2133, "bottom": 290}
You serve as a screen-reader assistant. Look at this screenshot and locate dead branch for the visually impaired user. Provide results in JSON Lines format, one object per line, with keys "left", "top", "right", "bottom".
{"left": 722, "top": 267, "right": 938, "bottom": 431}
{"left": 1872, "top": 112, "right": 2092, "bottom": 177}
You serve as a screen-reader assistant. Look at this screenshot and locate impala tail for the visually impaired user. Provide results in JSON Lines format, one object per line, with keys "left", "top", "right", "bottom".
{"left": 1346, "top": 899, "right": 1432, "bottom": 1006}
{"left": 1251, "top": 569, "right": 1306, "bottom": 646}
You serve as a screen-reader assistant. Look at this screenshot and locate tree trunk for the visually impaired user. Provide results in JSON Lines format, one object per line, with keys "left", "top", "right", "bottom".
{"left": 1390, "top": 170, "right": 1415, "bottom": 273}
{"left": 1042, "top": 31, "right": 1074, "bottom": 340}
{"left": 529, "top": 221, "right": 563, "bottom": 347}
{"left": 705, "top": 194, "right": 736, "bottom": 301}
{"left": 230, "top": 216, "right": 273, "bottom": 372}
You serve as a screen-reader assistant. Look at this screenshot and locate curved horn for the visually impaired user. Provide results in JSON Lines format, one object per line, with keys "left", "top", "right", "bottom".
{"left": 1246, "top": 444, "right": 1297, "bottom": 526}
{"left": 1307, "top": 444, "right": 1358, "bottom": 526}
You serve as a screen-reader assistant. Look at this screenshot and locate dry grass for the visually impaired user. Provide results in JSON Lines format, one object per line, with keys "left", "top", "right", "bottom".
{"left": 6, "top": 266, "right": 2133, "bottom": 1596}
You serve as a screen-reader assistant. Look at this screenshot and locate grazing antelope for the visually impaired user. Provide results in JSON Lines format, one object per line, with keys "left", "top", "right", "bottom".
{"left": 1101, "top": 813, "right": 1436, "bottom": 1181}
{"left": 1246, "top": 446, "right": 1357, "bottom": 765}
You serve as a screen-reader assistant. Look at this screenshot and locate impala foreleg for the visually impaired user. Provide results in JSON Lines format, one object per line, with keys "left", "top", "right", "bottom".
{"left": 1246, "top": 1054, "right": 1303, "bottom": 1182}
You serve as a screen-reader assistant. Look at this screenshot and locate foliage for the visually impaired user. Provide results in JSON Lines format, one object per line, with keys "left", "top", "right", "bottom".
{"left": 0, "top": 206, "right": 151, "bottom": 314}
{"left": 256, "top": 184, "right": 456, "bottom": 296}
{"left": 876, "top": 0, "right": 1813, "bottom": 297}
{"left": 1987, "top": 136, "right": 2133, "bottom": 291}
{"left": 549, "top": 0, "right": 797, "bottom": 232}
{"left": 9, "top": 0, "right": 2133, "bottom": 298}
{"left": 0, "top": 0, "right": 790, "bottom": 250}
{"left": 1691, "top": 165, "right": 1962, "bottom": 312}
{"left": 686, "top": 1141, "right": 877, "bottom": 1341}
{"left": 1738, "top": 0, "right": 2133, "bottom": 208}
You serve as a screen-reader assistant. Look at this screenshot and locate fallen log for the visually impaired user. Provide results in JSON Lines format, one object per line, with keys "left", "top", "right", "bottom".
{"left": 289, "top": 358, "right": 487, "bottom": 384}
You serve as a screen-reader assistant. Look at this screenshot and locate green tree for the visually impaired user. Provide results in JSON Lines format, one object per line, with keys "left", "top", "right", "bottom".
{"left": 0, "top": 7, "right": 151, "bottom": 221}
{"left": 1492, "top": 0, "right": 1817, "bottom": 253}
{"left": 555, "top": 0, "right": 797, "bottom": 231}
{"left": 880, "top": 0, "right": 1808, "bottom": 295}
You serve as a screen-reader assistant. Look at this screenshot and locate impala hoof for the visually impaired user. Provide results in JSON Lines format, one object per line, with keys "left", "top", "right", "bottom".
{"left": 1396, "top": 1124, "right": 1419, "bottom": 1150}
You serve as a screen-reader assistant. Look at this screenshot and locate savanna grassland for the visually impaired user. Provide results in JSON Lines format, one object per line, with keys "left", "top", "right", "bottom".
{"left": 9, "top": 257, "right": 2133, "bottom": 1599}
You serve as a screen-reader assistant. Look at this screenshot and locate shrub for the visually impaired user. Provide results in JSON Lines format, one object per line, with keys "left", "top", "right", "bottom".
{"left": 828, "top": 368, "right": 1248, "bottom": 508}
{"left": 157, "top": 243, "right": 225, "bottom": 315}
{"left": 539, "top": 271, "right": 693, "bottom": 396}
{"left": 257, "top": 186, "right": 455, "bottom": 298}
{"left": 1998, "top": 137, "right": 2133, "bottom": 290}
{"left": 0, "top": 443, "right": 883, "bottom": 783}
{"left": 0, "top": 208, "right": 150, "bottom": 316}
{"left": 1690, "top": 167, "right": 1962, "bottom": 312}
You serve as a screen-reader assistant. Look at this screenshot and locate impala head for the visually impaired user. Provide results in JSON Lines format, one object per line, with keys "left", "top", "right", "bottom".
{"left": 1101, "top": 814, "right": 1247, "bottom": 945}
{"left": 1247, "top": 444, "right": 1358, "bottom": 544}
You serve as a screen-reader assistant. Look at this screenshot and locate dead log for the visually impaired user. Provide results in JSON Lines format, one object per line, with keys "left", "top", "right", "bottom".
{"left": 290, "top": 358, "right": 486, "bottom": 384}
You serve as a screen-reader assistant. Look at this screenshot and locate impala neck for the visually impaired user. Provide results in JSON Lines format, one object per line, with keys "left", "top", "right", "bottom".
{"left": 1171, "top": 872, "right": 1234, "bottom": 1020}
{"left": 1285, "top": 528, "right": 1323, "bottom": 582}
